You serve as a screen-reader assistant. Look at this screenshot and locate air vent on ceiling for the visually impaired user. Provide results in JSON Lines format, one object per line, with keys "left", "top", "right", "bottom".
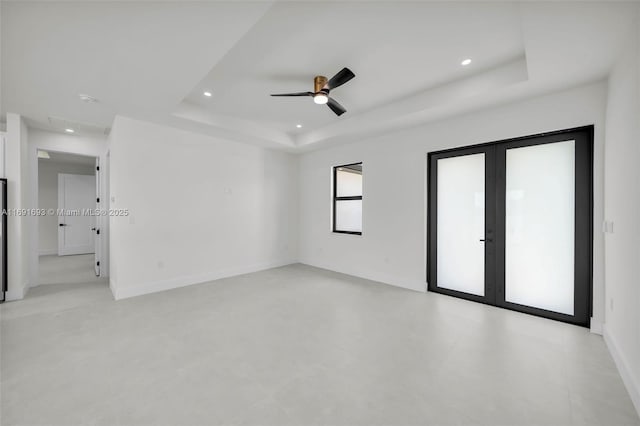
{"left": 78, "top": 94, "right": 99, "bottom": 103}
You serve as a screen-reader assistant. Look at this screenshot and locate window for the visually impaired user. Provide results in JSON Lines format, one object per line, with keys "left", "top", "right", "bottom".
{"left": 333, "top": 162, "right": 362, "bottom": 235}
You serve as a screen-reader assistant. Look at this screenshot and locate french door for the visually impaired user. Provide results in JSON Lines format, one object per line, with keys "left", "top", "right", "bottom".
{"left": 427, "top": 127, "right": 593, "bottom": 326}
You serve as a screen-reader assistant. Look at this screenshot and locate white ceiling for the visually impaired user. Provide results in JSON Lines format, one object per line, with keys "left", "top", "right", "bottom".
{"left": 184, "top": 2, "right": 524, "bottom": 129}
{"left": 2, "top": 1, "right": 638, "bottom": 151}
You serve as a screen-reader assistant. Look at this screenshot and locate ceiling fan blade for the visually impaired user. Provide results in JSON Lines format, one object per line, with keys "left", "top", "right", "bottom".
{"left": 270, "top": 92, "right": 313, "bottom": 97}
{"left": 327, "top": 97, "right": 346, "bottom": 116}
{"left": 325, "top": 68, "right": 355, "bottom": 90}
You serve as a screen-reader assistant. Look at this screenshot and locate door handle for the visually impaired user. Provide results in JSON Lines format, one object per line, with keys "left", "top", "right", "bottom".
{"left": 59, "top": 223, "right": 67, "bottom": 227}
{"left": 91, "top": 227, "right": 96, "bottom": 231}
{"left": 479, "top": 238, "right": 493, "bottom": 242}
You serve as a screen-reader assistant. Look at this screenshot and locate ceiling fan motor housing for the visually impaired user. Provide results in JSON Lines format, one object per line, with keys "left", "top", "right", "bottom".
{"left": 314, "top": 76, "right": 328, "bottom": 93}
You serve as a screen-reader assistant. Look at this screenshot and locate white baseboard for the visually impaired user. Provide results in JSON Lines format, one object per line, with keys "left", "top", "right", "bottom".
{"left": 590, "top": 318, "right": 603, "bottom": 335}
{"left": 110, "top": 260, "right": 296, "bottom": 300}
{"left": 38, "top": 249, "right": 58, "bottom": 256}
{"left": 603, "top": 324, "right": 640, "bottom": 417}
{"left": 109, "top": 278, "right": 118, "bottom": 300}
{"left": 58, "top": 245, "right": 94, "bottom": 256}
{"left": 4, "top": 284, "right": 27, "bottom": 302}
{"left": 298, "top": 260, "right": 427, "bottom": 293}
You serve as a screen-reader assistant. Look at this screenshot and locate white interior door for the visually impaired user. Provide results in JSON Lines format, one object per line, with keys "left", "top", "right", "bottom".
{"left": 94, "top": 159, "right": 100, "bottom": 276}
{"left": 58, "top": 173, "right": 96, "bottom": 256}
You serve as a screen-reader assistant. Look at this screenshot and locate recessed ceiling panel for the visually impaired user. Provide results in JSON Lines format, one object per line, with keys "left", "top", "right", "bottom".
{"left": 183, "top": 2, "right": 525, "bottom": 133}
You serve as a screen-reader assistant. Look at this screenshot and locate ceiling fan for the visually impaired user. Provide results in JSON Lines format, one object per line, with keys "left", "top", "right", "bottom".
{"left": 270, "top": 67, "right": 355, "bottom": 116}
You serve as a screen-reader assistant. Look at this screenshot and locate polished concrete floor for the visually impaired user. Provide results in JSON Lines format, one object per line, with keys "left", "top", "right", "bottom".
{"left": 37, "top": 254, "right": 102, "bottom": 286}
{"left": 1, "top": 264, "right": 639, "bottom": 426}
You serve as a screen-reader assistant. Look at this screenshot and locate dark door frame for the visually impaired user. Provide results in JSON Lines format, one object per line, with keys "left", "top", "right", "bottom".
{"left": 427, "top": 145, "right": 497, "bottom": 306}
{"left": 0, "top": 178, "right": 7, "bottom": 303}
{"left": 427, "top": 126, "right": 594, "bottom": 327}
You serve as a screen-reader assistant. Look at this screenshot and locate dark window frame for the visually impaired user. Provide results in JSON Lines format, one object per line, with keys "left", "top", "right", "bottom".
{"left": 333, "top": 162, "right": 363, "bottom": 235}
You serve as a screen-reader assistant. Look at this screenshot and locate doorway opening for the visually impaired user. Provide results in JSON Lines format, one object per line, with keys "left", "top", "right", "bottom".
{"left": 36, "top": 150, "right": 104, "bottom": 287}
{"left": 427, "top": 126, "right": 594, "bottom": 326}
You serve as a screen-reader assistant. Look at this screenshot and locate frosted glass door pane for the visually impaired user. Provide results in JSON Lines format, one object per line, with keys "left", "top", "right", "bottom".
{"left": 437, "top": 154, "right": 485, "bottom": 296}
{"left": 335, "top": 200, "right": 362, "bottom": 233}
{"left": 505, "top": 140, "right": 575, "bottom": 315}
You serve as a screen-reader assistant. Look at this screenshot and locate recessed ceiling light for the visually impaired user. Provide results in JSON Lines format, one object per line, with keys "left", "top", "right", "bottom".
{"left": 203, "top": 91, "right": 212, "bottom": 97}
{"left": 65, "top": 128, "right": 75, "bottom": 133}
{"left": 461, "top": 58, "right": 472, "bottom": 66}
{"left": 296, "top": 124, "right": 302, "bottom": 128}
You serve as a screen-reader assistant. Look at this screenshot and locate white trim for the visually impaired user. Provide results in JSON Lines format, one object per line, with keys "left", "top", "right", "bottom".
{"left": 57, "top": 173, "right": 65, "bottom": 256}
{"left": 111, "top": 260, "right": 296, "bottom": 300}
{"left": 109, "top": 278, "right": 118, "bottom": 300}
{"left": 603, "top": 324, "right": 640, "bottom": 417}
{"left": 590, "top": 318, "right": 603, "bottom": 335}
{"left": 298, "top": 260, "right": 427, "bottom": 293}
{"left": 58, "top": 246, "right": 94, "bottom": 256}
{"left": 94, "top": 157, "right": 101, "bottom": 277}
{"left": 0, "top": 132, "right": 6, "bottom": 178}
{"left": 38, "top": 248, "right": 58, "bottom": 256}
{"left": 5, "top": 283, "right": 27, "bottom": 301}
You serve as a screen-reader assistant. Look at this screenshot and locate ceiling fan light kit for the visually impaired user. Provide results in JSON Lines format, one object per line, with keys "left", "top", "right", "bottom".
{"left": 313, "top": 93, "right": 329, "bottom": 105}
{"left": 270, "top": 67, "right": 355, "bottom": 116}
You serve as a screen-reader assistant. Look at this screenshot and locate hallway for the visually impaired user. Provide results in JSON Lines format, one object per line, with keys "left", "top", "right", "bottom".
{"left": 38, "top": 254, "right": 103, "bottom": 286}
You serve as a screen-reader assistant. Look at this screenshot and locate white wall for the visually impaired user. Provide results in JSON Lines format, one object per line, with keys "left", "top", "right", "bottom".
{"left": 0, "top": 132, "right": 6, "bottom": 178}
{"left": 28, "top": 129, "right": 108, "bottom": 286}
{"left": 4, "top": 114, "right": 29, "bottom": 300}
{"left": 602, "top": 9, "right": 640, "bottom": 414}
{"left": 37, "top": 160, "right": 95, "bottom": 255}
{"left": 298, "top": 82, "right": 607, "bottom": 331}
{"left": 108, "top": 116, "right": 298, "bottom": 299}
